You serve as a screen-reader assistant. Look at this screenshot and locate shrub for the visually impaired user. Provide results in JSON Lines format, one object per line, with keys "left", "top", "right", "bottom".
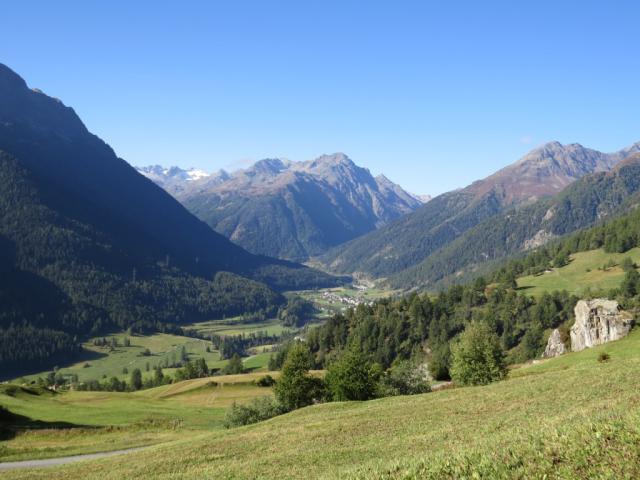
{"left": 622, "top": 256, "right": 636, "bottom": 272}
{"left": 223, "top": 397, "right": 285, "bottom": 428}
{"left": 598, "top": 352, "right": 611, "bottom": 363}
{"left": 378, "top": 360, "right": 431, "bottom": 397}
{"left": 450, "top": 322, "right": 507, "bottom": 386}
{"left": 255, "top": 375, "right": 276, "bottom": 387}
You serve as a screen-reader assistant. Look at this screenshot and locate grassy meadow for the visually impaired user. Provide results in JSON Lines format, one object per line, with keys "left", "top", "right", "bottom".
{"left": 0, "top": 372, "right": 277, "bottom": 462}
{"left": 4, "top": 328, "right": 640, "bottom": 478}
{"left": 16, "top": 333, "right": 222, "bottom": 384}
{"left": 186, "top": 317, "right": 292, "bottom": 337}
{"left": 517, "top": 247, "right": 640, "bottom": 296}
{"left": 15, "top": 321, "right": 282, "bottom": 385}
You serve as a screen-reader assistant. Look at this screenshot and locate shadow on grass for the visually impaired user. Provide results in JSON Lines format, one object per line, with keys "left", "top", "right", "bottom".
{"left": 0, "top": 392, "right": 96, "bottom": 441}
{"left": 2, "top": 349, "right": 109, "bottom": 382}
{"left": 515, "top": 285, "right": 534, "bottom": 291}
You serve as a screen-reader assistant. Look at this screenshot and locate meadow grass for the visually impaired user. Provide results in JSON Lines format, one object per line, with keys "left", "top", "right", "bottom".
{"left": 186, "top": 317, "right": 291, "bottom": 337}
{"left": 4, "top": 330, "right": 640, "bottom": 478}
{"left": 14, "top": 329, "right": 276, "bottom": 385}
{"left": 0, "top": 372, "right": 276, "bottom": 462}
{"left": 516, "top": 247, "right": 640, "bottom": 296}
{"left": 17, "top": 333, "right": 222, "bottom": 384}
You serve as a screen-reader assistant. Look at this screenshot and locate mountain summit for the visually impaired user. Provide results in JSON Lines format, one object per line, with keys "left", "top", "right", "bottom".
{"left": 138, "top": 154, "right": 425, "bottom": 261}
{"left": 465, "top": 141, "right": 638, "bottom": 204}
{"left": 320, "top": 140, "right": 640, "bottom": 280}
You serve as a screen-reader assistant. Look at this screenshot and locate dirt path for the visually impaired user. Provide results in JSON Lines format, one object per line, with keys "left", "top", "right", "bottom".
{"left": 0, "top": 447, "right": 147, "bottom": 471}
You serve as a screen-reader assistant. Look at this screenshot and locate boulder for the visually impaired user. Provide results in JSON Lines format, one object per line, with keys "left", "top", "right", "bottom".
{"left": 543, "top": 328, "right": 567, "bottom": 358}
{"left": 570, "top": 299, "right": 634, "bottom": 352}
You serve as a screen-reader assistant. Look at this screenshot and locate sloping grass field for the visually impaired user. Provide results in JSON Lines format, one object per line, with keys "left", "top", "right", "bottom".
{"left": 517, "top": 247, "right": 640, "bottom": 296}
{"left": 17, "top": 333, "right": 221, "bottom": 384}
{"left": 0, "top": 372, "right": 275, "bottom": 463}
{"left": 15, "top": 330, "right": 274, "bottom": 385}
{"left": 186, "top": 317, "right": 291, "bottom": 337}
{"left": 4, "top": 328, "right": 640, "bottom": 478}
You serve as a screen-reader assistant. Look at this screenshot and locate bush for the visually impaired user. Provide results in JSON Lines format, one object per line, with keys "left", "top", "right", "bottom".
{"left": 255, "top": 375, "right": 276, "bottom": 387}
{"left": 325, "top": 347, "right": 379, "bottom": 401}
{"left": 450, "top": 322, "right": 507, "bottom": 386}
{"left": 378, "top": 360, "right": 431, "bottom": 397}
{"left": 598, "top": 352, "right": 611, "bottom": 363}
{"left": 223, "top": 397, "right": 285, "bottom": 428}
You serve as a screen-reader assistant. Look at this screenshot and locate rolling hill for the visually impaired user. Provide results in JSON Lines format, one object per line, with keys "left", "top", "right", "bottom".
{"left": 138, "top": 154, "right": 425, "bottom": 261}
{"left": 320, "top": 141, "right": 640, "bottom": 281}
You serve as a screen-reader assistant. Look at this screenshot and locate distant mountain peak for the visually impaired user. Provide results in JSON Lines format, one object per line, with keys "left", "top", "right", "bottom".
{"left": 310, "top": 152, "right": 354, "bottom": 168}
{"left": 467, "top": 140, "right": 635, "bottom": 204}
{"left": 249, "top": 158, "right": 291, "bottom": 175}
{"left": 141, "top": 153, "right": 421, "bottom": 261}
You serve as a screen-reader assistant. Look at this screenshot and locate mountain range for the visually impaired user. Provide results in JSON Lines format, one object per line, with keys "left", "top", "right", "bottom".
{"left": 320, "top": 140, "right": 640, "bottom": 283}
{"left": 0, "top": 63, "right": 339, "bottom": 374}
{"left": 388, "top": 153, "right": 640, "bottom": 289}
{"left": 137, "top": 155, "right": 426, "bottom": 261}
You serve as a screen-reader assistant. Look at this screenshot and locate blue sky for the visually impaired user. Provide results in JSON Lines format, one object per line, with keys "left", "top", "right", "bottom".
{"left": 2, "top": 1, "right": 639, "bottom": 195}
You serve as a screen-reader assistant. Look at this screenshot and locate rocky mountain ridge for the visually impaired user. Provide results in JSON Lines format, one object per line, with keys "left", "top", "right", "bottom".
{"left": 320, "top": 140, "right": 640, "bottom": 281}
{"left": 137, "top": 153, "right": 426, "bottom": 261}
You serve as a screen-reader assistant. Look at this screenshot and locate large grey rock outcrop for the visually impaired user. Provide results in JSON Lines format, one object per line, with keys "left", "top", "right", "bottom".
{"left": 570, "top": 299, "right": 634, "bottom": 352}
{"left": 543, "top": 328, "right": 567, "bottom": 358}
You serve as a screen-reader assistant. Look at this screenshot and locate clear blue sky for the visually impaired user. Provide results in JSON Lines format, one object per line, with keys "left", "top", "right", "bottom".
{"left": 2, "top": 1, "right": 639, "bottom": 195}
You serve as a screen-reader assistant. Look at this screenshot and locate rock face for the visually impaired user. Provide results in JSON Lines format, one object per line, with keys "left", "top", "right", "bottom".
{"left": 543, "top": 328, "right": 567, "bottom": 358}
{"left": 570, "top": 299, "right": 634, "bottom": 352}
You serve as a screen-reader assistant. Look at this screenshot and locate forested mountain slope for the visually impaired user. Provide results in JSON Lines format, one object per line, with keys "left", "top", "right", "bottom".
{"left": 0, "top": 63, "right": 338, "bottom": 375}
{"left": 138, "top": 154, "right": 425, "bottom": 261}
{"left": 389, "top": 155, "right": 640, "bottom": 289}
{"left": 320, "top": 141, "right": 640, "bottom": 279}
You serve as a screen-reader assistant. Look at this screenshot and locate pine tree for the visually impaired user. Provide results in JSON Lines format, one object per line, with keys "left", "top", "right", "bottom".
{"left": 450, "top": 322, "right": 507, "bottom": 386}
{"left": 274, "top": 342, "right": 319, "bottom": 411}
{"left": 130, "top": 368, "right": 143, "bottom": 391}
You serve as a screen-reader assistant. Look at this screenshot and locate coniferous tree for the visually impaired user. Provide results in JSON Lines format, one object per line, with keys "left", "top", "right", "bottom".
{"left": 130, "top": 368, "right": 143, "bottom": 391}
{"left": 325, "top": 346, "right": 379, "bottom": 401}
{"left": 274, "top": 342, "right": 319, "bottom": 411}
{"left": 450, "top": 322, "right": 507, "bottom": 386}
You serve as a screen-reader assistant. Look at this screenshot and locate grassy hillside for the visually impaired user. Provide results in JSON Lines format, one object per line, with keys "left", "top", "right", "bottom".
{"left": 187, "top": 317, "right": 291, "bottom": 337}
{"left": 517, "top": 247, "right": 640, "bottom": 296}
{"left": 4, "top": 328, "right": 640, "bottom": 478}
{"left": 0, "top": 372, "right": 276, "bottom": 462}
{"left": 15, "top": 330, "right": 276, "bottom": 385}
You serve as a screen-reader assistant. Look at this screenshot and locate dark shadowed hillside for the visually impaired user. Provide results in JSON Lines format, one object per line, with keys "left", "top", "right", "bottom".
{"left": 0, "top": 63, "right": 339, "bottom": 376}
